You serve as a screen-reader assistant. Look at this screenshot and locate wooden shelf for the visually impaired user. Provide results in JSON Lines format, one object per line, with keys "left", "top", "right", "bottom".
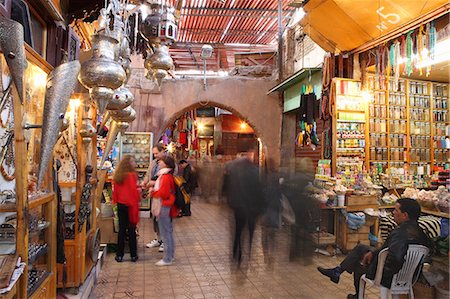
{"left": 0, "top": 203, "right": 16, "bottom": 213}
{"left": 337, "top": 119, "right": 365, "bottom": 123}
{"left": 28, "top": 193, "right": 55, "bottom": 210}
{"left": 59, "top": 182, "right": 76, "bottom": 187}
{"left": 337, "top": 109, "right": 365, "bottom": 113}
{"left": 422, "top": 209, "right": 449, "bottom": 218}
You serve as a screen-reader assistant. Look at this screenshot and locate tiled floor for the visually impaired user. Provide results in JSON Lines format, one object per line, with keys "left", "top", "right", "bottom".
{"left": 90, "top": 199, "right": 379, "bottom": 299}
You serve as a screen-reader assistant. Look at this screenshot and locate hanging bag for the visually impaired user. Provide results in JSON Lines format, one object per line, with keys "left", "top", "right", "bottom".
{"left": 151, "top": 198, "right": 161, "bottom": 218}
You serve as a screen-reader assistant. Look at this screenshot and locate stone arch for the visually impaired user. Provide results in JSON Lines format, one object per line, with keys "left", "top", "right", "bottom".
{"left": 127, "top": 75, "right": 282, "bottom": 168}
{"left": 159, "top": 101, "right": 261, "bottom": 141}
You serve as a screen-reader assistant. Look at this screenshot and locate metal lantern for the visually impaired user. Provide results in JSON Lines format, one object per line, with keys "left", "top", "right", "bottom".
{"left": 100, "top": 107, "right": 136, "bottom": 168}
{"left": 144, "top": 45, "right": 173, "bottom": 86}
{"left": 106, "top": 87, "right": 134, "bottom": 111}
{"left": 78, "top": 33, "right": 126, "bottom": 114}
{"left": 140, "top": 1, "right": 177, "bottom": 45}
{"left": 79, "top": 117, "right": 96, "bottom": 145}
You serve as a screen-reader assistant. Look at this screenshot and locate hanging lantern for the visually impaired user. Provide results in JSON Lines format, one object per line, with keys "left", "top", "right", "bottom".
{"left": 78, "top": 34, "right": 126, "bottom": 114}
{"left": 79, "top": 117, "right": 96, "bottom": 145}
{"left": 140, "top": 1, "right": 177, "bottom": 46}
{"left": 106, "top": 87, "right": 134, "bottom": 111}
{"left": 100, "top": 107, "right": 136, "bottom": 168}
{"left": 144, "top": 45, "right": 174, "bottom": 86}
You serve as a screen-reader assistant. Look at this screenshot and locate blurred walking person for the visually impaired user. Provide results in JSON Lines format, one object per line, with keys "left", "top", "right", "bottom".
{"left": 223, "top": 153, "right": 265, "bottom": 265}
{"left": 261, "top": 171, "right": 283, "bottom": 266}
{"left": 112, "top": 155, "right": 141, "bottom": 262}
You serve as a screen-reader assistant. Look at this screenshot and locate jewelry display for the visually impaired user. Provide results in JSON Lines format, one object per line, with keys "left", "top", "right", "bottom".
{"left": 0, "top": 190, "right": 15, "bottom": 205}
{"left": 27, "top": 268, "right": 48, "bottom": 295}
{"left": 28, "top": 243, "right": 48, "bottom": 263}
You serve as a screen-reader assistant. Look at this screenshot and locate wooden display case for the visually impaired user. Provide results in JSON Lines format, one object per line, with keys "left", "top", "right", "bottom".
{"left": 56, "top": 97, "right": 99, "bottom": 289}
{"left": 330, "top": 78, "right": 368, "bottom": 187}
{"left": 0, "top": 48, "right": 57, "bottom": 298}
{"left": 120, "top": 132, "right": 153, "bottom": 209}
{"left": 330, "top": 76, "right": 450, "bottom": 188}
{"left": 366, "top": 75, "right": 450, "bottom": 185}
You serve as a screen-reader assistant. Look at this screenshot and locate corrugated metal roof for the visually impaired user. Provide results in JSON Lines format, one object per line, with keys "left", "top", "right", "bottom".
{"left": 167, "top": 0, "right": 295, "bottom": 70}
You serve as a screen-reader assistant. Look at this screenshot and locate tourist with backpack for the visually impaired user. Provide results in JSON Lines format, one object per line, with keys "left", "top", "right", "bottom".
{"left": 149, "top": 155, "right": 178, "bottom": 266}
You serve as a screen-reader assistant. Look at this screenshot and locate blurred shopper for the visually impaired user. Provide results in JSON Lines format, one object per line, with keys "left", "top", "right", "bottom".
{"left": 282, "top": 158, "right": 319, "bottom": 264}
{"left": 178, "top": 159, "right": 198, "bottom": 216}
{"left": 223, "top": 154, "right": 265, "bottom": 265}
{"left": 112, "top": 155, "right": 141, "bottom": 262}
{"left": 261, "top": 172, "right": 283, "bottom": 266}
{"left": 143, "top": 144, "right": 166, "bottom": 252}
{"left": 150, "top": 156, "right": 178, "bottom": 266}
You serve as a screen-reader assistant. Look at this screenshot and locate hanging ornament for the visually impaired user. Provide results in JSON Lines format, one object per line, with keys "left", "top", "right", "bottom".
{"left": 406, "top": 31, "right": 413, "bottom": 76}
{"left": 37, "top": 60, "right": 81, "bottom": 188}
{"left": 0, "top": 16, "right": 27, "bottom": 103}
{"left": 106, "top": 87, "right": 134, "bottom": 111}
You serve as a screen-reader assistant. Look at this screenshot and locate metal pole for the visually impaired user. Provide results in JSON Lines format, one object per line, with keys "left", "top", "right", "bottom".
{"left": 277, "top": 0, "right": 283, "bottom": 81}
{"left": 203, "top": 59, "right": 207, "bottom": 90}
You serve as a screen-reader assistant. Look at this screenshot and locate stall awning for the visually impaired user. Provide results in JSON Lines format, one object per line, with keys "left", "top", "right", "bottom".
{"left": 300, "top": 0, "right": 449, "bottom": 53}
{"left": 267, "top": 67, "right": 321, "bottom": 93}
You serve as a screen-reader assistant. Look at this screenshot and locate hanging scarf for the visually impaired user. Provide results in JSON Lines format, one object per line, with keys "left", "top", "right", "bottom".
{"left": 389, "top": 43, "right": 395, "bottom": 75}
{"left": 417, "top": 25, "right": 425, "bottom": 75}
{"left": 428, "top": 21, "right": 436, "bottom": 77}
{"left": 400, "top": 36, "right": 406, "bottom": 75}
{"left": 375, "top": 45, "right": 380, "bottom": 86}
{"left": 154, "top": 168, "right": 173, "bottom": 191}
{"left": 393, "top": 40, "right": 401, "bottom": 87}
{"left": 406, "top": 30, "right": 413, "bottom": 76}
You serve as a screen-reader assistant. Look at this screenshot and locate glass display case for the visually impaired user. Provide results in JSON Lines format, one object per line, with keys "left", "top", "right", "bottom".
{"left": 120, "top": 132, "right": 153, "bottom": 209}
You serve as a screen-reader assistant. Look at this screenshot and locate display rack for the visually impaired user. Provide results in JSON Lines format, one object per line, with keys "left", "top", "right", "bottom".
{"left": 0, "top": 48, "right": 57, "bottom": 299}
{"left": 365, "top": 75, "right": 450, "bottom": 187}
{"left": 120, "top": 132, "right": 153, "bottom": 209}
{"left": 331, "top": 78, "right": 367, "bottom": 187}
{"left": 56, "top": 96, "right": 99, "bottom": 289}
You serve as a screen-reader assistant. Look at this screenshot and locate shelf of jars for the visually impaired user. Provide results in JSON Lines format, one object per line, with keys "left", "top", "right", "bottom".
{"left": 365, "top": 75, "right": 449, "bottom": 186}
{"left": 332, "top": 79, "right": 367, "bottom": 187}
{"left": 432, "top": 83, "right": 450, "bottom": 168}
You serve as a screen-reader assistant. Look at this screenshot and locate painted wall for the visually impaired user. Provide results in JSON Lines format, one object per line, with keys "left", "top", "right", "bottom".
{"left": 125, "top": 67, "right": 282, "bottom": 167}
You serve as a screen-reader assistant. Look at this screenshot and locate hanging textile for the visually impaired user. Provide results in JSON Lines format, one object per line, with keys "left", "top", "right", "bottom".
{"left": 400, "top": 35, "right": 406, "bottom": 75}
{"left": 428, "top": 21, "right": 436, "bottom": 77}
{"left": 320, "top": 54, "right": 333, "bottom": 121}
{"left": 393, "top": 40, "right": 401, "bottom": 87}
{"left": 406, "top": 30, "right": 413, "bottom": 76}
{"left": 299, "top": 93, "right": 319, "bottom": 125}
{"left": 417, "top": 25, "right": 425, "bottom": 75}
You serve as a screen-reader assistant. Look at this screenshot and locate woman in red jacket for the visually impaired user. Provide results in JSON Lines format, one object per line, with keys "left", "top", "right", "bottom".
{"left": 150, "top": 155, "right": 177, "bottom": 266}
{"left": 112, "top": 155, "right": 141, "bottom": 262}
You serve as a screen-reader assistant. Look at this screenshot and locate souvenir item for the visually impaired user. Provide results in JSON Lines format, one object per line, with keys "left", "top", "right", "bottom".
{"left": 37, "top": 61, "right": 81, "bottom": 188}
{"left": 0, "top": 16, "right": 27, "bottom": 103}
{"left": 106, "top": 87, "right": 134, "bottom": 110}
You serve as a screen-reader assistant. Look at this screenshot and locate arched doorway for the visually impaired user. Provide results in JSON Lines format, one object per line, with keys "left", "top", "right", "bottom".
{"left": 158, "top": 104, "right": 265, "bottom": 203}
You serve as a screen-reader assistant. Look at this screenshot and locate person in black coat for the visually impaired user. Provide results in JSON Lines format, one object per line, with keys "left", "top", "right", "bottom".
{"left": 222, "top": 154, "right": 265, "bottom": 265}
{"left": 317, "top": 198, "right": 432, "bottom": 299}
{"left": 179, "top": 160, "right": 197, "bottom": 216}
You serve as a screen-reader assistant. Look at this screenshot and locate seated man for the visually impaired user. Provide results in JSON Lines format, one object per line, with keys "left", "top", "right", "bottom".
{"left": 317, "top": 198, "right": 432, "bottom": 299}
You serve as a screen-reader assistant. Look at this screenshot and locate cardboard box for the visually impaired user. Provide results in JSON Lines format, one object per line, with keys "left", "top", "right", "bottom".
{"left": 347, "top": 195, "right": 378, "bottom": 206}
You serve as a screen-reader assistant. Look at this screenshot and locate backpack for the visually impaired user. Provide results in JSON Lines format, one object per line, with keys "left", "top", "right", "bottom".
{"left": 173, "top": 176, "right": 188, "bottom": 210}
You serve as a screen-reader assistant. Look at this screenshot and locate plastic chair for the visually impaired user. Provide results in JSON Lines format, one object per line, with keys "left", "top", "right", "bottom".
{"left": 358, "top": 245, "right": 429, "bottom": 299}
